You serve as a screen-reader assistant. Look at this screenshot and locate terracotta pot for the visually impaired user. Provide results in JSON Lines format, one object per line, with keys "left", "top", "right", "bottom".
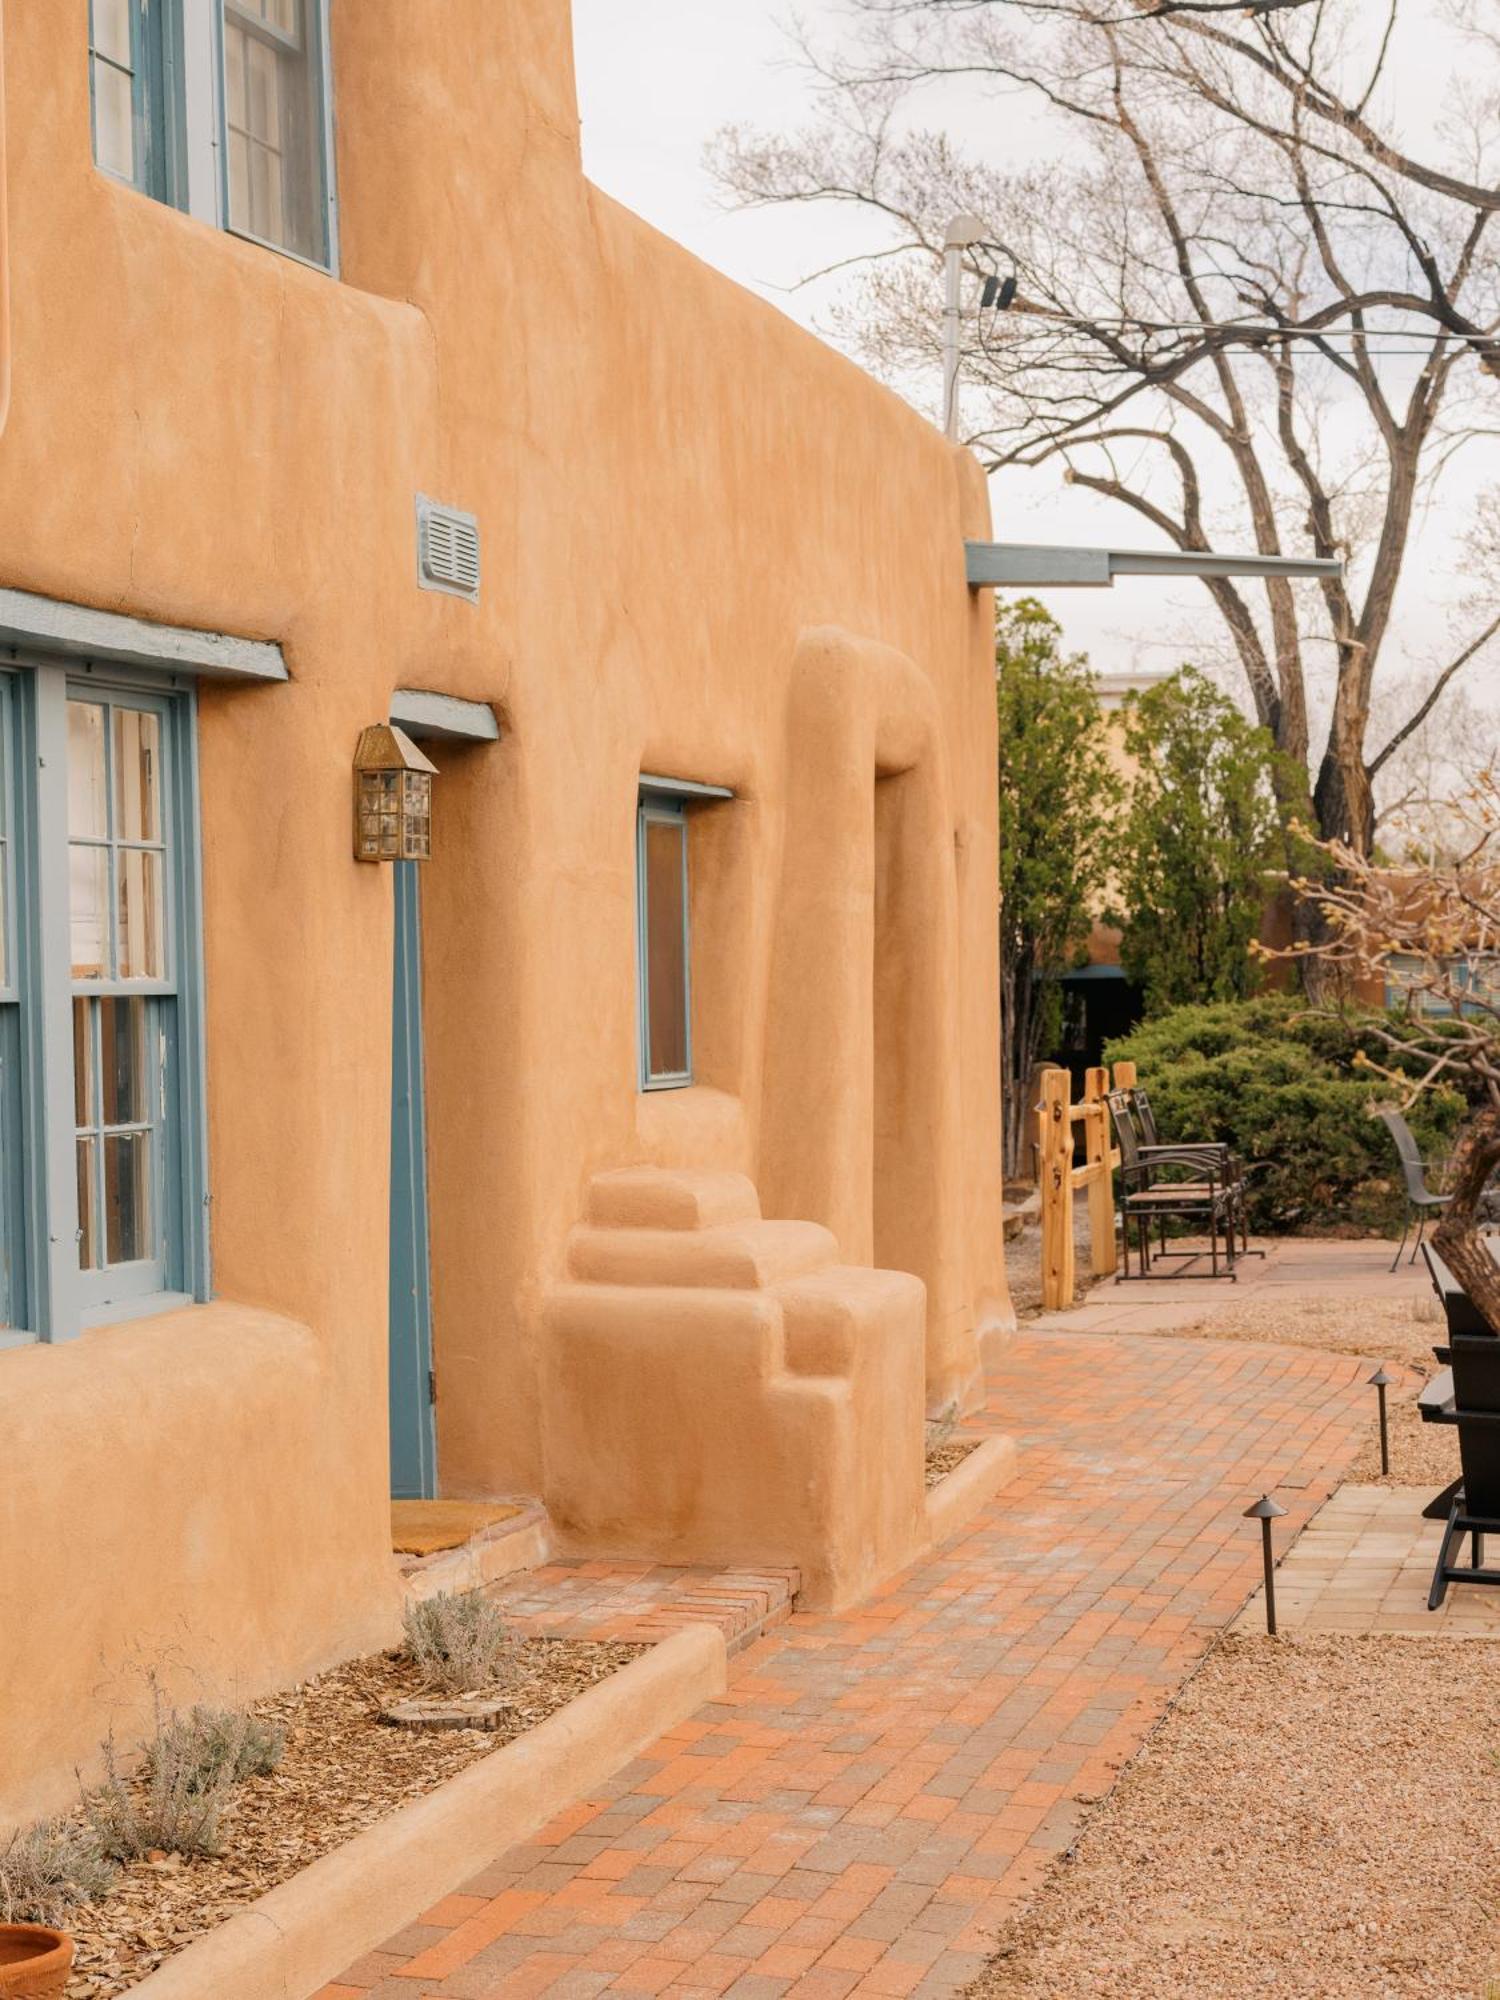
{"left": 0, "top": 1926, "right": 73, "bottom": 1999}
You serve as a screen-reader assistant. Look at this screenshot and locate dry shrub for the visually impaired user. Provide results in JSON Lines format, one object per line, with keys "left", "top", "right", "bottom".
{"left": 402, "top": 1589, "right": 511, "bottom": 1694}
{"left": 0, "top": 1818, "right": 117, "bottom": 1926}
{"left": 88, "top": 1701, "right": 285, "bottom": 1862}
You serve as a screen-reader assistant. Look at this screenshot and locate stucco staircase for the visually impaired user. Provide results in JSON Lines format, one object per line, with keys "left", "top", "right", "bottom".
{"left": 542, "top": 1167, "right": 929, "bottom": 1611}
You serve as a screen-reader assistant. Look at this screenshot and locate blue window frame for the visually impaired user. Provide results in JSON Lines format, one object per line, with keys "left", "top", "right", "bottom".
{"left": 636, "top": 794, "right": 692, "bottom": 1090}
{"left": 0, "top": 674, "right": 25, "bottom": 1341}
{"left": 219, "top": 0, "right": 337, "bottom": 270}
{"left": 88, "top": 0, "right": 183, "bottom": 204}
{"left": 0, "top": 658, "right": 208, "bottom": 1342}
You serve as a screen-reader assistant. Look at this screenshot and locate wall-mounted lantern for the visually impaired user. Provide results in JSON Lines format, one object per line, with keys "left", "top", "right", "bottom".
{"left": 353, "top": 723, "right": 437, "bottom": 863}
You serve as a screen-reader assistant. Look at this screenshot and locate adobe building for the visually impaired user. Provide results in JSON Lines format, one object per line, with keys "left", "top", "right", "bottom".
{"left": 0, "top": 0, "right": 1008, "bottom": 1825}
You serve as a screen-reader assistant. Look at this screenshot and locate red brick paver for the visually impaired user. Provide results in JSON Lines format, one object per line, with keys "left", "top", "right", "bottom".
{"left": 322, "top": 1329, "right": 1372, "bottom": 2000}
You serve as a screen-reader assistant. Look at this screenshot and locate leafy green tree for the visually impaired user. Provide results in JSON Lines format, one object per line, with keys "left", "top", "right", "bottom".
{"left": 997, "top": 600, "right": 1119, "bottom": 1177}
{"left": 1110, "top": 669, "right": 1283, "bottom": 1014}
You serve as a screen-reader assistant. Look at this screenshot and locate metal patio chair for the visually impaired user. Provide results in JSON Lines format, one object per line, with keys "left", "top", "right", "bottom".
{"left": 1129, "top": 1085, "right": 1256, "bottom": 1258}
{"left": 1376, "top": 1108, "right": 1451, "bottom": 1271}
{"left": 1107, "top": 1089, "right": 1240, "bottom": 1281}
{"left": 1417, "top": 1242, "right": 1500, "bottom": 1608}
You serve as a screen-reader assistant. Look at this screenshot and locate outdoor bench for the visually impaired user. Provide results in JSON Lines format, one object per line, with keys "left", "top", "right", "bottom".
{"left": 1417, "top": 1242, "right": 1500, "bottom": 1607}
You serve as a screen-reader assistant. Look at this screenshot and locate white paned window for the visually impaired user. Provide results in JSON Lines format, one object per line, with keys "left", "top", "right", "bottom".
{"left": 222, "top": 0, "right": 333, "bottom": 266}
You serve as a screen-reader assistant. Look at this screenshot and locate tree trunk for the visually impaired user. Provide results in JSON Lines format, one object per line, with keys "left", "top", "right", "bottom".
{"left": 1430, "top": 1106, "right": 1500, "bottom": 1334}
{"left": 1312, "top": 741, "right": 1376, "bottom": 857}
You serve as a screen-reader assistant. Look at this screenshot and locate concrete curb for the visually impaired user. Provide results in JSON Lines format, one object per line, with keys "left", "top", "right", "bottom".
{"left": 126, "top": 1622, "right": 726, "bottom": 2000}
{"left": 924, "top": 1433, "right": 1018, "bottom": 1550}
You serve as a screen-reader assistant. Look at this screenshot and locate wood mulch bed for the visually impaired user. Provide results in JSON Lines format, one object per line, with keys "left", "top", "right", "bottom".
{"left": 925, "top": 1435, "right": 983, "bottom": 1490}
{"left": 62, "top": 1636, "right": 642, "bottom": 1998}
{"left": 968, "top": 1633, "right": 1500, "bottom": 1999}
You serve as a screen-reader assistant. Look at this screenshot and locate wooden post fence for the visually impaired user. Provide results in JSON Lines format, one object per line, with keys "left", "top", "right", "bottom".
{"left": 1036, "top": 1061, "right": 1132, "bottom": 1311}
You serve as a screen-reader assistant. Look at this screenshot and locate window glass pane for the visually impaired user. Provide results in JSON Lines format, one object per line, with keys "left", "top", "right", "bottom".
{"left": 113, "top": 709, "right": 160, "bottom": 843}
{"left": 91, "top": 0, "right": 134, "bottom": 67}
{"left": 70, "top": 847, "right": 110, "bottom": 980}
{"left": 68, "top": 703, "right": 109, "bottom": 840}
{"left": 246, "top": 35, "right": 280, "bottom": 141}
{"left": 644, "top": 818, "right": 688, "bottom": 1080}
{"left": 73, "top": 999, "right": 97, "bottom": 1129}
{"left": 0, "top": 840, "right": 7, "bottom": 991}
{"left": 223, "top": 1, "right": 326, "bottom": 263}
{"left": 104, "top": 1132, "right": 152, "bottom": 1264}
{"left": 101, "top": 997, "right": 149, "bottom": 1126}
{"left": 77, "top": 1137, "right": 100, "bottom": 1271}
{"left": 91, "top": 59, "right": 138, "bottom": 184}
{"left": 118, "top": 849, "right": 165, "bottom": 980}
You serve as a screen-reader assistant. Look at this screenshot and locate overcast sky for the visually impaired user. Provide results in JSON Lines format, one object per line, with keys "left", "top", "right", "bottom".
{"left": 570, "top": 2, "right": 1495, "bottom": 733}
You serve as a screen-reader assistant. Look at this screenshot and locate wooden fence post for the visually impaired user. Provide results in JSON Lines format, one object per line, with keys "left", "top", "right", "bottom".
{"left": 1083, "top": 1065, "right": 1117, "bottom": 1278}
{"left": 1039, "top": 1067, "right": 1074, "bottom": 1310}
{"left": 1112, "top": 1058, "right": 1137, "bottom": 1092}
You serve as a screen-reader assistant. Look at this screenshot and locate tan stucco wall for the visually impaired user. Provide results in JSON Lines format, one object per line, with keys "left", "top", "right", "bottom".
{"left": 0, "top": 0, "right": 1006, "bottom": 1823}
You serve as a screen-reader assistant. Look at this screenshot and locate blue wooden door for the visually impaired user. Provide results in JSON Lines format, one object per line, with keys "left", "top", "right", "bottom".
{"left": 389, "top": 861, "right": 437, "bottom": 1498}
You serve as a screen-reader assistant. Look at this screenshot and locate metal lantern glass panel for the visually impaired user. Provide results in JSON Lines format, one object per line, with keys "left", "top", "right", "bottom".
{"left": 354, "top": 725, "right": 437, "bottom": 863}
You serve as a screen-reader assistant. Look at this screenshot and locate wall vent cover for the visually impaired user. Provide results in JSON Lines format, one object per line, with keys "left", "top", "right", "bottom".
{"left": 416, "top": 496, "right": 481, "bottom": 602}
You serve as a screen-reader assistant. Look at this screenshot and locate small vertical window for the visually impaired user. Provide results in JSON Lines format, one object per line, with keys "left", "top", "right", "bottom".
{"left": 637, "top": 798, "right": 691, "bottom": 1089}
{"left": 67, "top": 692, "right": 179, "bottom": 1311}
{"left": 89, "top": 0, "right": 178, "bottom": 201}
{"left": 0, "top": 675, "right": 22, "bottom": 1335}
{"left": 221, "top": 0, "right": 334, "bottom": 267}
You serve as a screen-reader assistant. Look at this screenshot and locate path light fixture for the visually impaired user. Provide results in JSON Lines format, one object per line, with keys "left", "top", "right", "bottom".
{"left": 1244, "top": 1493, "right": 1288, "bottom": 1636}
{"left": 353, "top": 723, "right": 437, "bottom": 863}
{"left": 1369, "top": 1366, "right": 1396, "bottom": 1476}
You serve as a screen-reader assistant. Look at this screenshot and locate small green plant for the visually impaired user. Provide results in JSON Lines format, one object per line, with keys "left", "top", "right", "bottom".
{"left": 88, "top": 1698, "right": 283, "bottom": 1862}
{"left": 402, "top": 1589, "right": 511, "bottom": 1694}
{"left": 160, "top": 1705, "right": 285, "bottom": 1793}
{"left": 0, "top": 1818, "right": 117, "bottom": 1926}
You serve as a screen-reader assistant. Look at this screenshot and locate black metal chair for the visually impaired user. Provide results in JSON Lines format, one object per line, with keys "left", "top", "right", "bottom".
{"left": 1377, "top": 1108, "right": 1450, "bottom": 1271}
{"left": 1107, "top": 1089, "right": 1239, "bottom": 1281}
{"left": 1130, "top": 1085, "right": 1255, "bottom": 1257}
{"left": 1417, "top": 1244, "right": 1500, "bottom": 1607}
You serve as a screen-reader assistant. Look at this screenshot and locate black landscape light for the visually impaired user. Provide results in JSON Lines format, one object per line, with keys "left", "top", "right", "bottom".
{"left": 1245, "top": 1493, "right": 1288, "bottom": 1636}
{"left": 1369, "top": 1366, "right": 1396, "bottom": 1477}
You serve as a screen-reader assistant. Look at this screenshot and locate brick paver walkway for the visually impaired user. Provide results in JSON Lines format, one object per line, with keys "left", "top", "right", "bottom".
{"left": 322, "top": 1329, "right": 1374, "bottom": 2000}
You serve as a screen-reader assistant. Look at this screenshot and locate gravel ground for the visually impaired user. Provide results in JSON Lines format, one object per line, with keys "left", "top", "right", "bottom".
{"left": 62, "top": 1636, "right": 641, "bottom": 1997}
{"left": 1170, "top": 1293, "right": 1458, "bottom": 1490}
{"left": 970, "top": 1633, "right": 1500, "bottom": 2000}
{"left": 1007, "top": 1212, "right": 1096, "bottom": 1316}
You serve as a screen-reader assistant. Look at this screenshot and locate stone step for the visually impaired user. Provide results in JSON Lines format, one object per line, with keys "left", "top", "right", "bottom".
{"left": 586, "top": 1167, "right": 762, "bottom": 1232}
{"left": 569, "top": 1218, "right": 838, "bottom": 1290}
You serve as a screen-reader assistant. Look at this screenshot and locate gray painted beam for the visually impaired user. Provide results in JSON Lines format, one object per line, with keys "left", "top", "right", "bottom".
{"left": 389, "top": 688, "right": 500, "bottom": 743}
{"left": 0, "top": 588, "right": 288, "bottom": 681}
{"left": 965, "top": 541, "right": 1343, "bottom": 589}
{"left": 639, "top": 773, "right": 735, "bottom": 802}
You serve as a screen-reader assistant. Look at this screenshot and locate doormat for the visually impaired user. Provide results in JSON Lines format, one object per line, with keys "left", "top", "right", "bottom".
{"left": 391, "top": 1499, "right": 524, "bottom": 1557}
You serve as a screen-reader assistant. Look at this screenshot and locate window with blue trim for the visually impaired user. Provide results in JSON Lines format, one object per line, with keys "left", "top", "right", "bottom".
{"left": 636, "top": 795, "right": 692, "bottom": 1089}
{"left": 88, "top": 0, "right": 180, "bottom": 202}
{"left": 0, "top": 660, "right": 208, "bottom": 1342}
{"left": 222, "top": 0, "right": 334, "bottom": 268}
{"left": 0, "top": 674, "right": 24, "bottom": 1337}
{"left": 87, "top": 0, "right": 337, "bottom": 274}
